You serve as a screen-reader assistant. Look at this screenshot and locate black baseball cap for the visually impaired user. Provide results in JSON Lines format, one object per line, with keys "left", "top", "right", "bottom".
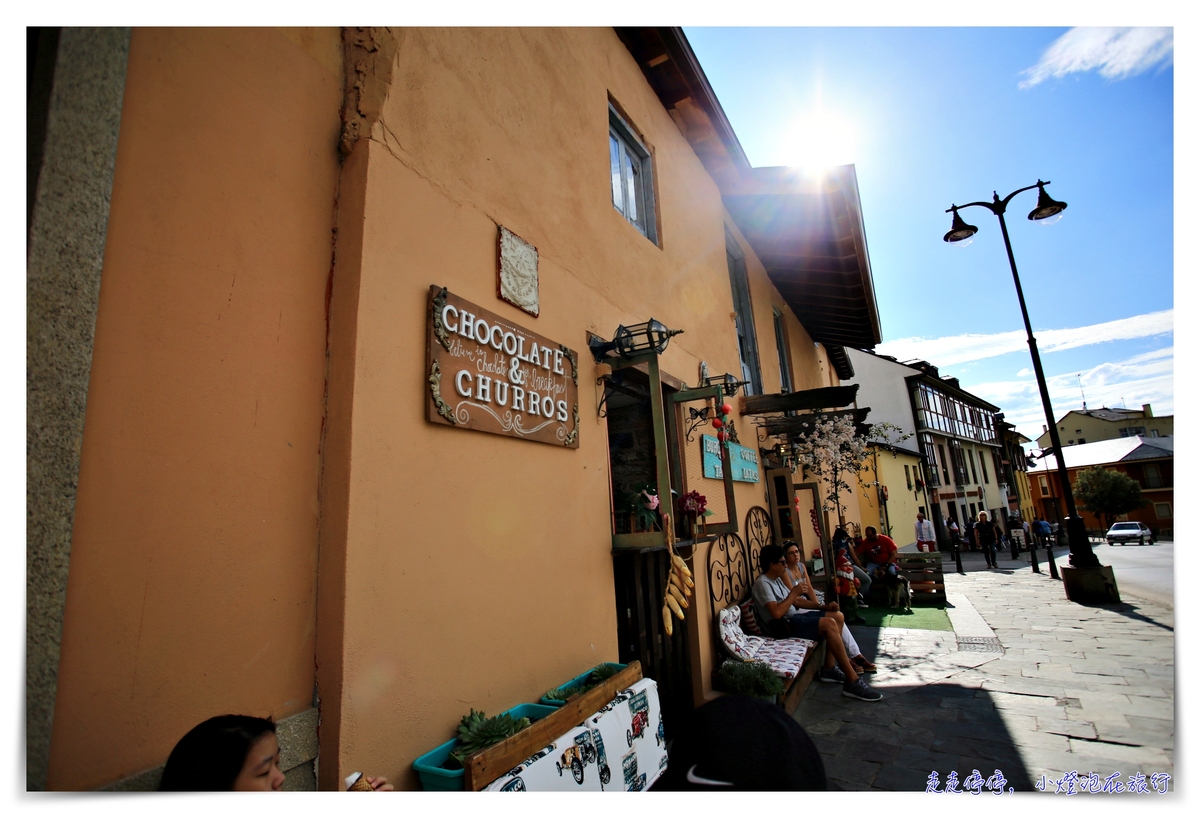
{"left": 659, "top": 695, "right": 828, "bottom": 790}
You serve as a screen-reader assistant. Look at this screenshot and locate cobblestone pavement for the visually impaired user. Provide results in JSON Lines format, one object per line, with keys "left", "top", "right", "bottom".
{"left": 792, "top": 563, "right": 1175, "bottom": 792}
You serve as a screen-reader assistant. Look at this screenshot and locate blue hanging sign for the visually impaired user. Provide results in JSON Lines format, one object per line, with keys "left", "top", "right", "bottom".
{"left": 701, "top": 435, "right": 760, "bottom": 483}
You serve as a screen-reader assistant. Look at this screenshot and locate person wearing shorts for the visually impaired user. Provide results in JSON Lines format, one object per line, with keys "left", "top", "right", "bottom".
{"left": 750, "top": 544, "right": 880, "bottom": 701}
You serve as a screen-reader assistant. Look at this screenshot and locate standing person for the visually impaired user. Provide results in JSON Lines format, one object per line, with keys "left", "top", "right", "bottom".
{"left": 947, "top": 518, "right": 965, "bottom": 575}
{"left": 914, "top": 511, "right": 937, "bottom": 553}
{"left": 974, "top": 511, "right": 1001, "bottom": 569}
{"left": 1033, "top": 516, "right": 1050, "bottom": 549}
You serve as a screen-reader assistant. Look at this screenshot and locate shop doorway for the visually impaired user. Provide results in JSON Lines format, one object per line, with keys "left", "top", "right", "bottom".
{"left": 604, "top": 366, "right": 694, "bottom": 736}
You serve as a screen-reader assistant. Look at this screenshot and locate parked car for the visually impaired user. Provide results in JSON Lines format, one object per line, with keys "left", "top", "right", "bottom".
{"left": 1106, "top": 522, "right": 1155, "bottom": 545}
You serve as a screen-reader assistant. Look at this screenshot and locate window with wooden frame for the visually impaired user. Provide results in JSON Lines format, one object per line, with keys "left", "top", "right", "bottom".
{"left": 772, "top": 308, "right": 793, "bottom": 394}
{"left": 602, "top": 348, "right": 736, "bottom": 550}
{"left": 726, "top": 231, "right": 762, "bottom": 395}
{"left": 608, "top": 104, "right": 657, "bottom": 243}
{"left": 918, "top": 434, "right": 940, "bottom": 486}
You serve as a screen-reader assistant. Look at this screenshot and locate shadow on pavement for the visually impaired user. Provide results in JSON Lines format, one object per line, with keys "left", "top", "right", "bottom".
{"left": 795, "top": 679, "right": 1036, "bottom": 792}
{"left": 1080, "top": 602, "right": 1173, "bottom": 632}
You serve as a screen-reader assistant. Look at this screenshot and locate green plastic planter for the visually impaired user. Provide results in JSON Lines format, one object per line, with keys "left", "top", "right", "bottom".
{"left": 413, "top": 703, "right": 557, "bottom": 791}
{"left": 540, "top": 662, "right": 627, "bottom": 707}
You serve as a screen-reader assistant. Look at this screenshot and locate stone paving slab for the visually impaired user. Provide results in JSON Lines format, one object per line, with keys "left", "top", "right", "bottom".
{"left": 791, "top": 562, "right": 1175, "bottom": 792}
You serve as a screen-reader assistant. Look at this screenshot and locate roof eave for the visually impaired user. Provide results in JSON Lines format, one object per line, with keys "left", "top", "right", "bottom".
{"left": 614, "top": 27, "right": 881, "bottom": 352}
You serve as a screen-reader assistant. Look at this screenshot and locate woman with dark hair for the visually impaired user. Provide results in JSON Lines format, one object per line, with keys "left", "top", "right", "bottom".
{"left": 160, "top": 715, "right": 285, "bottom": 791}
{"left": 161, "top": 714, "right": 393, "bottom": 791}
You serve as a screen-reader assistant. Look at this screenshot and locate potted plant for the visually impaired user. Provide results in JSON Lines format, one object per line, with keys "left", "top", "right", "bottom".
{"left": 413, "top": 703, "right": 556, "bottom": 790}
{"left": 541, "top": 662, "right": 626, "bottom": 707}
{"left": 679, "top": 490, "right": 710, "bottom": 538}
{"left": 715, "top": 659, "right": 784, "bottom": 704}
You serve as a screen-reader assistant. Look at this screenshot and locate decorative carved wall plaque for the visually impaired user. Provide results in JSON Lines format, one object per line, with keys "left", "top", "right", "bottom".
{"left": 426, "top": 285, "right": 579, "bottom": 448}
{"left": 498, "top": 226, "right": 539, "bottom": 316}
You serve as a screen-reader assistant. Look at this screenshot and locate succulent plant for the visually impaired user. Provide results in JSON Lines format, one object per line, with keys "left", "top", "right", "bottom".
{"left": 544, "top": 663, "right": 625, "bottom": 702}
{"left": 716, "top": 659, "right": 784, "bottom": 699}
{"left": 450, "top": 709, "right": 531, "bottom": 766}
{"left": 543, "top": 681, "right": 586, "bottom": 702}
{"left": 590, "top": 662, "right": 623, "bottom": 683}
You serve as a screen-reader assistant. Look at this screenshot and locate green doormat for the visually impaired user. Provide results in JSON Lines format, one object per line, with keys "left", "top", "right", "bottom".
{"left": 854, "top": 605, "right": 953, "bottom": 631}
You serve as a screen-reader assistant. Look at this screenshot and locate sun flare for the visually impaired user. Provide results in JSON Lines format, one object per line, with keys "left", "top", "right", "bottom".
{"left": 781, "top": 108, "right": 859, "bottom": 170}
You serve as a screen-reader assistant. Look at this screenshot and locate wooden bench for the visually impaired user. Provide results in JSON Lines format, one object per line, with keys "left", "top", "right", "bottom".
{"left": 708, "top": 519, "right": 825, "bottom": 712}
{"left": 896, "top": 552, "right": 946, "bottom": 605}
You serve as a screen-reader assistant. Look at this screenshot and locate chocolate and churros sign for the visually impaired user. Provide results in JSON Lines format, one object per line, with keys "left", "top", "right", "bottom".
{"left": 426, "top": 286, "right": 580, "bottom": 448}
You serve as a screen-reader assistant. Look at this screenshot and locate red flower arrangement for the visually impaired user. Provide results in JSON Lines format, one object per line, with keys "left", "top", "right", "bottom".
{"left": 679, "top": 490, "right": 708, "bottom": 519}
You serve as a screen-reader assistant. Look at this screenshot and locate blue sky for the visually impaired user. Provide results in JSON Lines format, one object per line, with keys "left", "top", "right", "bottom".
{"left": 684, "top": 27, "right": 1174, "bottom": 445}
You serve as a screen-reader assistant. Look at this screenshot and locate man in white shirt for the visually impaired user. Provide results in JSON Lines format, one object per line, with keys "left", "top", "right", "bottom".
{"left": 914, "top": 511, "right": 937, "bottom": 552}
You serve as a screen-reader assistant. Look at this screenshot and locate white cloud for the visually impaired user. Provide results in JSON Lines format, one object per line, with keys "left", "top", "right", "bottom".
{"left": 1016, "top": 368, "right": 1032, "bottom": 377}
{"left": 1020, "top": 27, "right": 1173, "bottom": 89}
{"left": 876, "top": 309, "right": 1172, "bottom": 367}
{"left": 962, "top": 346, "right": 1173, "bottom": 444}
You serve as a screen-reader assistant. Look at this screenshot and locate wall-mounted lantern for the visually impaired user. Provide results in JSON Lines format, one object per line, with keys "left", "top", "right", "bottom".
{"left": 588, "top": 318, "right": 683, "bottom": 362}
{"left": 703, "top": 371, "right": 749, "bottom": 397}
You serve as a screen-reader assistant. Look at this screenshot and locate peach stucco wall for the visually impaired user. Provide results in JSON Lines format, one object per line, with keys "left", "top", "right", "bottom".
{"left": 318, "top": 28, "right": 837, "bottom": 789}
{"left": 46, "top": 26, "right": 849, "bottom": 791}
{"left": 47, "top": 28, "right": 343, "bottom": 790}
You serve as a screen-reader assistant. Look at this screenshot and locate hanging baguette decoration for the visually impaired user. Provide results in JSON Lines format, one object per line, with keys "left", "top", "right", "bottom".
{"left": 660, "top": 514, "right": 694, "bottom": 637}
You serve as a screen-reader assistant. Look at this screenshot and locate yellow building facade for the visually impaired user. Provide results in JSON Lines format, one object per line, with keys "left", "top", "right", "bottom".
{"left": 855, "top": 447, "right": 925, "bottom": 545}
{"left": 1036, "top": 405, "right": 1172, "bottom": 449}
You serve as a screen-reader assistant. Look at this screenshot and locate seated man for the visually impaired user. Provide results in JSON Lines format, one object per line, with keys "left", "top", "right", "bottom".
{"left": 856, "top": 526, "right": 898, "bottom": 575}
{"left": 856, "top": 526, "right": 904, "bottom": 605}
{"left": 751, "top": 545, "right": 881, "bottom": 701}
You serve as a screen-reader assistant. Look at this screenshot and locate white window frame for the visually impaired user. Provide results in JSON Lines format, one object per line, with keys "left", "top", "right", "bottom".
{"left": 608, "top": 105, "right": 657, "bottom": 243}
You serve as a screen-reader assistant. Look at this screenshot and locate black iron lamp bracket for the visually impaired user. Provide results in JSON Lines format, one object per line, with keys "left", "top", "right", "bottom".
{"left": 702, "top": 373, "right": 750, "bottom": 397}
{"left": 946, "top": 180, "right": 1051, "bottom": 218}
{"left": 684, "top": 405, "right": 711, "bottom": 443}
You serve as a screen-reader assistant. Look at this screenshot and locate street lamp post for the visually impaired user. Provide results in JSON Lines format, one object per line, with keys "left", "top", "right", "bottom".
{"left": 943, "top": 180, "right": 1120, "bottom": 603}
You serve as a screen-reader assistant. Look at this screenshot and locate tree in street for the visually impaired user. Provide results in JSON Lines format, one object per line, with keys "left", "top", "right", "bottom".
{"left": 790, "top": 413, "right": 910, "bottom": 526}
{"left": 1074, "top": 466, "right": 1144, "bottom": 530}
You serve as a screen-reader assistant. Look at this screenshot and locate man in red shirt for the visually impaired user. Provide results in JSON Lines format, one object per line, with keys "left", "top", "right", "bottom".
{"left": 855, "top": 526, "right": 898, "bottom": 569}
